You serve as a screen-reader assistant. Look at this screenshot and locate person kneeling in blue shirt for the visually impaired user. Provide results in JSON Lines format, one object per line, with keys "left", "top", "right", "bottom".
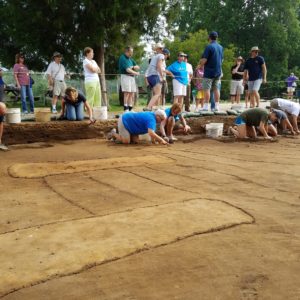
{"left": 60, "top": 87, "right": 94, "bottom": 124}
{"left": 109, "top": 110, "right": 168, "bottom": 145}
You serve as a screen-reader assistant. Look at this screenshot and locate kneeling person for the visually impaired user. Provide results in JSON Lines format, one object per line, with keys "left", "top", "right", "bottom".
{"left": 60, "top": 87, "right": 94, "bottom": 123}
{"left": 111, "top": 110, "right": 168, "bottom": 144}
{"left": 268, "top": 109, "right": 296, "bottom": 136}
{"left": 230, "top": 108, "right": 275, "bottom": 140}
{"left": 0, "top": 102, "right": 8, "bottom": 151}
{"left": 160, "top": 103, "right": 191, "bottom": 143}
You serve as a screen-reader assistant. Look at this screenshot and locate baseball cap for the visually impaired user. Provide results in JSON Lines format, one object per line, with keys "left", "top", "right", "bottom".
{"left": 209, "top": 31, "right": 218, "bottom": 39}
{"left": 162, "top": 48, "right": 170, "bottom": 55}
{"left": 153, "top": 43, "right": 164, "bottom": 50}
{"left": 271, "top": 109, "right": 287, "bottom": 123}
{"left": 178, "top": 51, "right": 185, "bottom": 57}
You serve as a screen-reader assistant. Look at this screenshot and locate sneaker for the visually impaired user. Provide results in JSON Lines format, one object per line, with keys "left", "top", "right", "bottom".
{"left": 143, "top": 107, "right": 151, "bottom": 111}
{"left": 22, "top": 111, "right": 28, "bottom": 115}
{"left": 107, "top": 128, "right": 117, "bottom": 140}
{"left": 0, "top": 144, "right": 8, "bottom": 151}
{"left": 168, "top": 136, "right": 174, "bottom": 144}
{"left": 52, "top": 109, "right": 58, "bottom": 114}
{"left": 171, "top": 135, "right": 178, "bottom": 141}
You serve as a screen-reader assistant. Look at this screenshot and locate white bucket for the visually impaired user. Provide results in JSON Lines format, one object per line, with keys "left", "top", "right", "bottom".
{"left": 93, "top": 106, "right": 107, "bottom": 120}
{"left": 6, "top": 108, "right": 21, "bottom": 124}
{"left": 35, "top": 108, "right": 51, "bottom": 122}
{"left": 206, "top": 123, "right": 224, "bottom": 138}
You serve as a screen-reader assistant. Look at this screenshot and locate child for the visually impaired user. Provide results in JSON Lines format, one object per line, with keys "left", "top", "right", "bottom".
{"left": 193, "top": 66, "right": 204, "bottom": 111}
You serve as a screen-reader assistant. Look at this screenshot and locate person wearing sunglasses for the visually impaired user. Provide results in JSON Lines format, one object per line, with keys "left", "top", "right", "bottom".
{"left": 243, "top": 46, "right": 267, "bottom": 108}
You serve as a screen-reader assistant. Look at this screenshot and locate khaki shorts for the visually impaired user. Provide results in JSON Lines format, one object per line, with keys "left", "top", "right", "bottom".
{"left": 202, "top": 77, "right": 221, "bottom": 90}
{"left": 230, "top": 80, "right": 244, "bottom": 95}
{"left": 121, "top": 75, "right": 137, "bottom": 93}
{"left": 118, "top": 115, "right": 130, "bottom": 140}
{"left": 53, "top": 80, "right": 66, "bottom": 97}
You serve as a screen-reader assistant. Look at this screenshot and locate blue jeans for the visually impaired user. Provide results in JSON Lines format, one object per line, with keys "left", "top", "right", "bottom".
{"left": 20, "top": 85, "right": 34, "bottom": 113}
{"left": 66, "top": 102, "right": 84, "bottom": 120}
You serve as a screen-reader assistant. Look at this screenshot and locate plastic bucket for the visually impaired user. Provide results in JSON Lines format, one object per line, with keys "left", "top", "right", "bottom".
{"left": 93, "top": 106, "right": 107, "bottom": 120}
{"left": 6, "top": 108, "right": 21, "bottom": 124}
{"left": 35, "top": 108, "right": 52, "bottom": 122}
{"left": 206, "top": 123, "right": 224, "bottom": 138}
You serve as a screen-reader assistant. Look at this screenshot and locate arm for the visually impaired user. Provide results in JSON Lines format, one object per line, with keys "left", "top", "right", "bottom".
{"left": 14, "top": 73, "right": 20, "bottom": 88}
{"left": 85, "top": 62, "right": 101, "bottom": 74}
{"left": 84, "top": 101, "right": 94, "bottom": 123}
{"left": 259, "top": 121, "right": 272, "bottom": 139}
{"left": 148, "top": 128, "right": 168, "bottom": 144}
{"left": 165, "top": 69, "right": 174, "bottom": 78}
{"left": 156, "top": 59, "right": 164, "bottom": 80}
{"left": 179, "top": 115, "right": 189, "bottom": 132}
{"left": 262, "top": 63, "right": 267, "bottom": 83}
{"left": 47, "top": 74, "right": 53, "bottom": 88}
{"left": 243, "top": 70, "right": 248, "bottom": 84}
{"left": 282, "top": 119, "right": 296, "bottom": 135}
{"left": 198, "top": 58, "right": 207, "bottom": 69}
{"left": 160, "top": 119, "right": 167, "bottom": 137}
{"left": 126, "top": 67, "right": 139, "bottom": 76}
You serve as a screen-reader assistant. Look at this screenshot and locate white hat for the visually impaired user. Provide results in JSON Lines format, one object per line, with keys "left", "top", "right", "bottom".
{"left": 153, "top": 43, "right": 164, "bottom": 50}
{"left": 250, "top": 46, "right": 260, "bottom": 52}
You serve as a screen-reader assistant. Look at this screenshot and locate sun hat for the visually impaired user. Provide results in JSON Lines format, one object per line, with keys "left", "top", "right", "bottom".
{"left": 52, "top": 51, "right": 62, "bottom": 58}
{"left": 237, "top": 56, "right": 243, "bottom": 60}
{"left": 153, "top": 43, "right": 164, "bottom": 50}
{"left": 250, "top": 46, "right": 260, "bottom": 52}
{"left": 178, "top": 51, "right": 185, "bottom": 57}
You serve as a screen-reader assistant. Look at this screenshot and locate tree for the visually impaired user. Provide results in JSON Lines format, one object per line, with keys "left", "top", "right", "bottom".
{"left": 164, "top": 30, "right": 235, "bottom": 99}
{"left": 0, "top": 0, "right": 178, "bottom": 104}
{"left": 173, "top": 0, "right": 300, "bottom": 81}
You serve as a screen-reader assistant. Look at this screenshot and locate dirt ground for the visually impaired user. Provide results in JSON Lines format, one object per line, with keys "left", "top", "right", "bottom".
{"left": 0, "top": 136, "right": 300, "bottom": 300}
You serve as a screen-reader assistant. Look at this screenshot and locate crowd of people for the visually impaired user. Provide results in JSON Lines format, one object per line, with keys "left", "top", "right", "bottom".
{"left": 0, "top": 31, "right": 299, "bottom": 149}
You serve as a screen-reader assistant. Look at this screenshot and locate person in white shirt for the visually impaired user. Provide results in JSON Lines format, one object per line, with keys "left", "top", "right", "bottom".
{"left": 270, "top": 98, "right": 300, "bottom": 134}
{"left": 183, "top": 54, "right": 193, "bottom": 112}
{"left": 46, "top": 52, "right": 67, "bottom": 113}
{"left": 83, "top": 47, "right": 101, "bottom": 108}
{"left": 146, "top": 44, "right": 173, "bottom": 110}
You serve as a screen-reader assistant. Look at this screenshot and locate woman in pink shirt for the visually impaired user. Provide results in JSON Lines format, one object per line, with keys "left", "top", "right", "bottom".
{"left": 13, "top": 53, "right": 34, "bottom": 114}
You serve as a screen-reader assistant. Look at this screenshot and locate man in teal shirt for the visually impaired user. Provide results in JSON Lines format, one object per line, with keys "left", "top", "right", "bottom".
{"left": 118, "top": 46, "right": 140, "bottom": 111}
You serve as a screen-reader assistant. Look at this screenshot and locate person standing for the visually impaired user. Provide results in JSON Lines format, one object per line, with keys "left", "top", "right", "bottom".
{"left": 46, "top": 52, "right": 67, "bottom": 113}
{"left": 193, "top": 66, "right": 204, "bottom": 111}
{"left": 147, "top": 45, "right": 173, "bottom": 109}
{"left": 183, "top": 54, "right": 193, "bottom": 112}
{"left": 13, "top": 53, "right": 34, "bottom": 114}
{"left": 198, "top": 31, "right": 223, "bottom": 111}
{"left": 118, "top": 46, "right": 140, "bottom": 111}
{"left": 83, "top": 47, "right": 101, "bottom": 108}
{"left": 243, "top": 46, "right": 267, "bottom": 108}
{"left": 285, "top": 72, "right": 298, "bottom": 99}
{"left": 0, "top": 68, "right": 5, "bottom": 102}
{"left": 167, "top": 52, "right": 188, "bottom": 108}
{"left": 0, "top": 102, "right": 8, "bottom": 151}
{"left": 230, "top": 56, "right": 244, "bottom": 104}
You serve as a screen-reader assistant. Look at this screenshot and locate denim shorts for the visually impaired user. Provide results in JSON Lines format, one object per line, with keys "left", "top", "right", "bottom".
{"left": 248, "top": 79, "right": 262, "bottom": 92}
{"left": 234, "top": 116, "right": 246, "bottom": 126}
{"left": 147, "top": 75, "right": 161, "bottom": 88}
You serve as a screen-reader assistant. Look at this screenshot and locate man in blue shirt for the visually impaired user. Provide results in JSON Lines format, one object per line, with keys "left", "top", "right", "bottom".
{"left": 118, "top": 46, "right": 140, "bottom": 112}
{"left": 167, "top": 52, "right": 188, "bottom": 109}
{"left": 109, "top": 110, "right": 168, "bottom": 145}
{"left": 0, "top": 102, "right": 8, "bottom": 151}
{"left": 198, "top": 31, "right": 223, "bottom": 111}
{"left": 243, "top": 46, "right": 267, "bottom": 108}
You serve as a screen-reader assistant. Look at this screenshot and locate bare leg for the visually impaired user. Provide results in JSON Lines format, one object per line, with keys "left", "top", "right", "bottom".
{"left": 250, "top": 92, "right": 255, "bottom": 108}
{"left": 245, "top": 90, "right": 249, "bottom": 108}
{"left": 291, "top": 115, "right": 300, "bottom": 133}
{"left": 230, "top": 124, "right": 247, "bottom": 138}
{"left": 267, "top": 124, "right": 277, "bottom": 136}
{"left": 236, "top": 93, "right": 241, "bottom": 104}
{"left": 203, "top": 89, "right": 210, "bottom": 109}
{"left": 231, "top": 95, "right": 236, "bottom": 104}
{"left": 166, "top": 116, "right": 175, "bottom": 137}
{"left": 147, "top": 84, "right": 162, "bottom": 109}
{"left": 0, "top": 122, "right": 3, "bottom": 144}
{"left": 253, "top": 90, "right": 260, "bottom": 107}
{"left": 112, "top": 132, "right": 130, "bottom": 144}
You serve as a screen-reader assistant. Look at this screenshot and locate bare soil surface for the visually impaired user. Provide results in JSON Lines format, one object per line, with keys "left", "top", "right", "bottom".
{"left": 0, "top": 137, "right": 300, "bottom": 300}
